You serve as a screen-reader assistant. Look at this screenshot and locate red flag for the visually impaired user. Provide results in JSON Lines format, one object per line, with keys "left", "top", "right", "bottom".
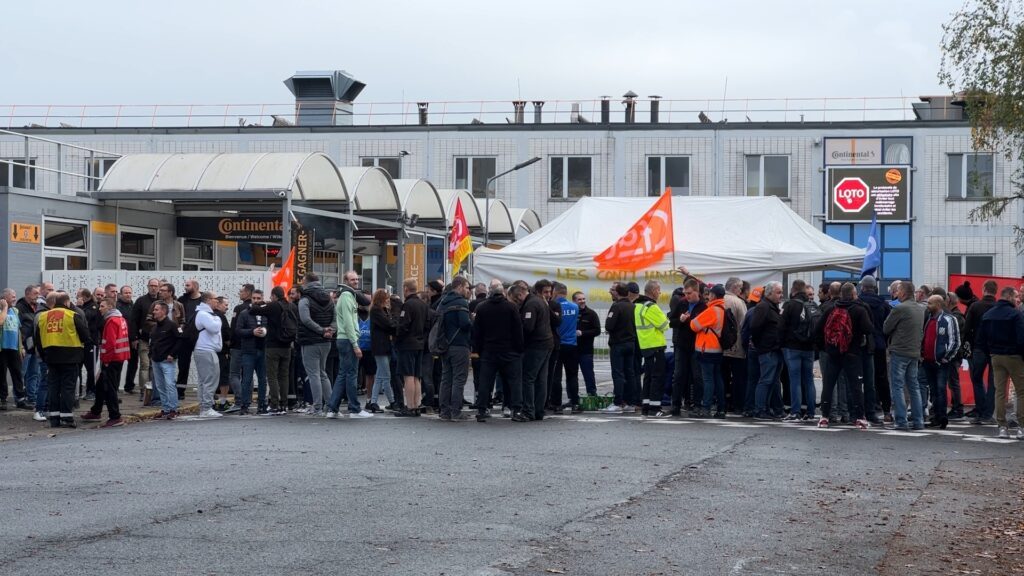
{"left": 594, "top": 188, "right": 675, "bottom": 271}
{"left": 448, "top": 199, "right": 472, "bottom": 272}
{"left": 271, "top": 249, "right": 296, "bottom": 294}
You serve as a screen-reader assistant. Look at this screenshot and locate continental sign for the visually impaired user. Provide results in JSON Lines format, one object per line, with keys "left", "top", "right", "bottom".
{"left": 177, "top": 216, "right": 284, "bottom": 242}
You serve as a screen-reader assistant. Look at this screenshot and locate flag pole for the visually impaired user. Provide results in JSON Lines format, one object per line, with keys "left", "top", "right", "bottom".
{"left": 667, "top": 187, "right": 677, "bottom": 274}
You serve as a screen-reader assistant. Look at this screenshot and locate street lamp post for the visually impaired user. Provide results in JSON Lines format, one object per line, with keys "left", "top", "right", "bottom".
{"left": 483, "top": 156, "right": 541, "bottom": 246}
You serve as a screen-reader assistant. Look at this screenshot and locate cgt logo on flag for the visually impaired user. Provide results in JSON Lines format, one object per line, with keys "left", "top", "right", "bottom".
{"left": 448, "top": 199, "right": 473, "bottom": 273}
{"left": 594, "top": 189, "right": 675, "bottom": 271}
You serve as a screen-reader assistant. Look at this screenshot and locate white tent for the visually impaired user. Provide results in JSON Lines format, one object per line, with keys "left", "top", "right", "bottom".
{"left": 474, "top": 196, "right": 865, "bottom": 291}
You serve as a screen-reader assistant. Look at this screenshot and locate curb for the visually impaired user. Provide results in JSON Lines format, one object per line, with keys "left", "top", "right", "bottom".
{"left": 121, "top": 402, "right": 201, "bottom": 424}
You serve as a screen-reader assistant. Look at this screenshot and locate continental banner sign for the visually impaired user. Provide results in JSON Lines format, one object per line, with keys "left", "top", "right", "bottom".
{"left": 826, "top": 166, "right": 910, "bottom": 223}
{"left": 177, "top": 216, "right": 284, "bottom": 242}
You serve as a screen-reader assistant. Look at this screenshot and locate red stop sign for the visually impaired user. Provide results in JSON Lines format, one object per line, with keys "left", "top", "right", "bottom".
{"left": 833, "top": 177, "right": 870, "bottom": 213}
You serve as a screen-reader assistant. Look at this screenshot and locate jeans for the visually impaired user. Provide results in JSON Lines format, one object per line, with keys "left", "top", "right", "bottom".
{"left": 151, "top": 359, "right": 178, "bottom": 413}
{"left": 240, "top": 349, "right": 268, "bottom": 410}
{"left": 371, "top": 355, "right": 395, "bottom": 405}
{"left": 328, "top": 340, "right": 361, "bottom": 413}
{"left": 478, "top": 351, "right": 522, "bottom": 414}
{"left": 89, "top": 361, "right": 123, "bottom": 420}
{"left": 755, "top": 350, "right": 783, "bottom": 416}
{"left": 22, "top": 352, "right": 40, "bottom": 404}
{"left": 890, "top": 353, "right": 922, "bottom": 428}
{"left": 698, "top": 352, "right": 724, "bottom": 412}
{"left": 579, "top": 353, "right": 597, "bottom": 396}
{"left": 301, "top": 342, "right": 332, "bottom": 410}
{"left": 440, "top": 346, "right": 470, "bottom": 418}
{"left": 783, "top": 348, "right": 815, "bottom": 416}
{"left": 35, "top": 361, "right": 48, "bottom": 411}
{"left": 265, "top": 347, "right": 292, "bottom": 411}
{"left": 609, "top": 342, "right": 636, "bottom": 406}
{"left": 192, "top": 349, "right": 220, "bottom": 412}
{"left": 522, "top": 347, "right": 550, "bottom": 419}
{"left": 969, "top": 349, "right": 995, "bottom": 419}
{"left": 821, "top": 351, "right": 864, "bottom": 421}
{"left": 922, "top": 361, "right": 950, "bottom": 423}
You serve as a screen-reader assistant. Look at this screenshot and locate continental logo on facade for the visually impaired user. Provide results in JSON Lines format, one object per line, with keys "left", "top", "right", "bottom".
{"left": 217, "top": 219, "right": 283, "bottom": 236}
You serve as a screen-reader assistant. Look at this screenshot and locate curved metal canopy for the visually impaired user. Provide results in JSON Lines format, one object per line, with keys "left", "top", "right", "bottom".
{"left": 393, "top": 179, "right": 446, "bottom": 221}
{"left": 435, "top": 189, "right": 484, "bottom": 229}
{"left": 508, "top": 208, "right": 542, "bottom": 234}
{"left": 475, "top": 198, "right": 515, "bottom": 235}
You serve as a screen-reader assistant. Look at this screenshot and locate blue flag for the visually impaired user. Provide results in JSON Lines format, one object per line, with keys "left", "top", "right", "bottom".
{"left": 861, "top": 213, "right": 881, "bottom": 278}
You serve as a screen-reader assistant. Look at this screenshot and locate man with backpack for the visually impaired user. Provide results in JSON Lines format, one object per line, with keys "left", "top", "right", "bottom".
{"left": 433, "top": 276, "right": 473, "bottom": 421}
{"left": 250, "top": 286, "right": 297, "bottom": 415}
{"left": 688, "top": 284, "right": 737, "bottom": 418}
{"left": 781, "top": 279, "right": 818, "bottom": 421}
{"left": 815, "top": 282, "right": 875, "bottom": 429}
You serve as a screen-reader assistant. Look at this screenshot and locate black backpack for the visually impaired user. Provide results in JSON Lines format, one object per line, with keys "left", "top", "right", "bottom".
{"left": 793, "top": 300, "right": 821, "bottom": 343}
{"left": 279, "top": 303, "right": 298, "bottom": 342}
{"left": 428, "top": 304, "right": 470, "bottom": 356}
{"left": 718, "top": 308, "right": 739, "bottom": 351}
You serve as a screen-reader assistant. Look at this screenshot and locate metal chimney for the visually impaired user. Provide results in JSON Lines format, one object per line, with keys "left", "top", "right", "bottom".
{"left": 600, "top": 97, "right": 610, "bottom": 124}
{"left": 512, "top": 101, "right": 526, "bottom": 124}
{"left": 417, "top": 102, "right": 429, "bottom": 126}
{"left": 532, "top": 101, "right": 544, "bottom": 124}
{"left": 649, "top": 95, "right": 661, "bottom": 124}
{"left": 623, "top": 91, "right": 637, "bottom": 124}
{"left": 283, "top": 70, "right": 366, "bottom": 126}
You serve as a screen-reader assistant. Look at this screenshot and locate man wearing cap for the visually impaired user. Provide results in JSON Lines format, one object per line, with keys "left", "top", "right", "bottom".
{"left": 635, "top": 280, "right": 670, "bottom": 416}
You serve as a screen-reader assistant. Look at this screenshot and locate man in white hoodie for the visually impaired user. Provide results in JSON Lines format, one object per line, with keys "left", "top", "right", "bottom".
{"left": 193, "top": 292, "right": 224, "bottom": 418}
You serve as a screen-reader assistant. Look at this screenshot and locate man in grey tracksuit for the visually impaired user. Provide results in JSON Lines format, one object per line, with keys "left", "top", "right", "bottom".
{"left": 193, "top": 292, "right": 224, "bottom": 418}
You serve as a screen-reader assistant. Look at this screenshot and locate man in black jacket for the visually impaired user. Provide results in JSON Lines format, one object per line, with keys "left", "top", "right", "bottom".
{"left": 603, "top": 283, "right": 638, "bottom": 413}
{"left": 131, "top": 278, "right": 161, "bottom": 402}
{"left": 251, "top": 286, "right": 296, "bottom": 415}
{"left": 437, "top": 277, "right": 473, "bottom": 421}
{"left": 472, "top": 284, "right": 524, "bottom": 422}
{"left": 815, "top": 282, "right": 875, "bottom": 429}
{"left": 79, "top": 288, "right": 102, "bottom": 400}
{"left": 115, "top": 286, "right": 137, "bottom": 394}
{"left": 670, "top": 279, "right": 706, "bottom": 416}
{"left": 512, "top": 281, "right": 553, "bottom": 421}
{"left": 149, "top": 301, "right": 182, "bottom": 419}
{"left": 780, "top": 279, "right": 816, "bottom": 421}
{"left": 857, "top": 276, "right": 891, "bottom": 422}
{"left": 395, "top": 278, "right": 428, "bottom": 416}
{"left": 176, "top": 279, "right": 203, "bottom": 400}
{"left": 16, "top": 285, "right": 41, "bottom": 412}
{"left": 750, "top": 281, "right": 784, "bottom": 419}
{"left": 235, "top": 289, "right": 268, "bottom": 415}
{"left": 228, "top": 283, "right": 254, "bottom": 411}
{"left": 977, "top": 286, "right": 1024, "bottom": 438}
{"left": 964, "top": 279, "right": 998, "bottom": 424}
{"left": 541, "top": 280, "right": 562, "bottom": 411}
{"left": 573, "top": 291, "right": 602, "bottom": 398}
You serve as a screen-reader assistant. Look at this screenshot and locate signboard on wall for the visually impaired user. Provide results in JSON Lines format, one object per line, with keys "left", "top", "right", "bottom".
{"left": 294, "top": 228, "right": 313, "bottom": 280}
{"left": 824, "top": 138, "right": 882, "bottom": 165}
{"left": 403, "top": 243, "right": 425, "bottom": 286}
{"left": 826, "top": 166, "right": 910, "bottom": 223}
{"left": 177, "top": 216, "right": 283, "bottom": 242}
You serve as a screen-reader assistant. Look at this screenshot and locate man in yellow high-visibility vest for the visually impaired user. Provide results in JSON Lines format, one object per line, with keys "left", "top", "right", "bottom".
{"left": 634, "top": 280, "right": 669, "bottom": 417}
{"left": 35, "top": 292, "right": 92, "bottom": 428}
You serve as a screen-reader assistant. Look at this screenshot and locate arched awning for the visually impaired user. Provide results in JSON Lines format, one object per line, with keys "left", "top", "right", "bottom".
{"left": 435, "top": 189, "right": 483, "bottom": 229}
{"left": 393, "top": 179, "right": 446, "bottom": 222}
{"left": 475, "top": 198, "right": 515, "bottom": 236}
{"left": 508, "top": 208, "right": 542, "bottom": 235}
{"left": 98, "top": 152, "right": 350, "bottom": 202}
{"left": 336, "top": 166, "right": 400, "bottom": 211}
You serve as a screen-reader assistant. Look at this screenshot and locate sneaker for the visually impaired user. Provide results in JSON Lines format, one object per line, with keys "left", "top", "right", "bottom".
{"left": 998, "top": 427, "right": 1010, "bottom": 439}
{"left": 350, "top": 410, "right": 373, "bottom": 419}
{"left": 366, "top": 403, "right": 382, "bottom": 413}
{"left": 964, "top": 408, "right": 979, "bottom": 418}
{"left": 1017, "top": 429, "right": 1024, "bottom": 440}
{"left": 854, "top": 419, "right": 870, "bottom": 430}
{"left": 502, "top": 408, "right": 512, "bottom": 418}
{"left": 801, "top": 414, "right": 816, "bottom": 422}
{"left": 224, "top": 404, "right": 241, "bottom": 414}
{"left": 101, "top": 418, "right": 125, "bottom": 428}
{"left": 476, "top": 412, "right": 490, "bottom": 423}
{"left": 384, "top": 404, "right": 399, "bottom": 412}
{"left": 256, "top": 408, "right": 272, "bottom": 416}
{"left": 883, "top": 413, "right": 894, "bottom": 424}
{"left": 571, "top": 405, "right": 584, "bottom": 414}
{"left": 393, "top": 409, "right": 415, "bottom": 417}
{"left": 325, "top": 411, "right": 340, "bottom": 419}
{"left": 782, "top": 414, "right": 801, "bottom": 422}
{"left": 511, "top": 411, "right": 529, "bottom": 423}
{"left": 947, "top": 410, "right": 965, "bottom": 420}
{"left": 16, "top": 399, "right": 30, "bottom": 410}
{"left": 60, "top": 417, "right": 77, "bottom": 428}
{"left": 199, "top": 409, "right": 224, "bottom": 418}
{"left": 237, "top": 407, "right": 250, "bottom": 416}
{"left": 33, "top": 411, "right": 46, "bottom": 422}
{"left": 754, "top": 413, "right": 774, "bottom": 421}
{"left": 83, "top": 393, "right": 95, "bottom": 402}
{"left": 601, "top": 404, "right": 623, "bottom": 414}
{"left": 81, "top": 412, "right": 102, "bottom": 421}
{"left": 817, "top": 417, "right": 829, "bottom": 428}
{"left": 621, "top": 405, "right": 637, "bottom": 413}
{"left": 893, "top": 424, "right": 910, "bottom": 432}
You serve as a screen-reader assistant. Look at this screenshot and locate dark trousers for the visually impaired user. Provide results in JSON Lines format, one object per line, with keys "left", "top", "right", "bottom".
{"left": 579, "top": 353, "right": 596, "bottom": 396}
{"left": 671, "top": 346, "right": 699, "bottom": 410}
{"left": 550, "top": 345, "right": 580, "bottom": 407}
{"left": 289, "top": 346, "right": 306, "bottom": 406}
{"left": 969, "top": 349, "right": 995, "bottom": 418}
{"left": 176, "top": 347, "right": 193, "bottom": 392}
{"left": 948, "top": 361, "right": 963, "bottom": 412}
{"left": 522, "top": 347, "right": 551, "bottom": 419}
{"left": 860, "top": 351, "right": 877, "bottom": 419}
{"left": 83, "top": 345, "right": 97, "bottom": 395}
{"left": 124, "top": 345, "right": 139, "bottom": 393}
{"left": 609, "top": 342, "right": 637, "bottom": 406}
{"left": 822, "top": 351, "right": 864, "bottom": 420}
{"left": 641, "top": 347, "right": 666, "bottom": 409}
{"left": 389, "top": 350, "right": 403, "bottom": 407}
{"left": 745, "top": 350, "right": 760, "bottom": 413}
{"left": 0, "top": 348, "right": 25, "bottom": 401}
{"left": 240, "top": 349, "right": 268, "bottom": 410}
{"left": 873, "top": 348, "right": 891, "bottom": 412}
{"left": 266, "top": 347, "right": 292, "bottom": 410}
{"left": 90, "top": 361, "right": 122, "bottom": 419}
{"left": 439, "top": 346, "right": 470, "bottom": 417}
{"left": 723, "top": 355, "right": 747, "bottom": 413}
{"left": 478, "top": 351, "right": 522, "bottom": 415}
{"left": 545, "top": 344, "right": 560, "bottom": 408}
{"left": 47, "top": 363, "right": 78, "bottom": 420}
{"left": 922, "top": 360, "right": 950, "bottom": 423}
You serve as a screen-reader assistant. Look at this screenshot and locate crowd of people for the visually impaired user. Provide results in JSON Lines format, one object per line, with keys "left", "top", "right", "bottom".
{"left": 0, "top": 268, "right": 1021, "bottom": 438}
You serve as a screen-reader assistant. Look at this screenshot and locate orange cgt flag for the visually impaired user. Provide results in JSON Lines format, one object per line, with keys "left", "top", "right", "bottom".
{"left": 448, "top": 199, "right": 473, "bottom": 273}
{"left": 594, "top": 188, "right": 675, "bottom": 271}
{"left": 271, "top": 248, "right": 296, "bottom": 293}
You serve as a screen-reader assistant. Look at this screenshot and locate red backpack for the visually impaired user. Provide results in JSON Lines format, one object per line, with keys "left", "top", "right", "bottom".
{"left": 824, "top": 307, "right": 853, "bottom": 354}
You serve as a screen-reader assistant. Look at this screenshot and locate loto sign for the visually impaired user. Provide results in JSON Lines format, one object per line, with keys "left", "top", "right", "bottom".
{"left": 833, "top": 177, "right": 870, "bottom": 213}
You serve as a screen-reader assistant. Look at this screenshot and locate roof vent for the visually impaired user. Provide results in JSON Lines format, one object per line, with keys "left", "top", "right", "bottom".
{"left": 283, "top": 70, "right": 366, "bottom": 126}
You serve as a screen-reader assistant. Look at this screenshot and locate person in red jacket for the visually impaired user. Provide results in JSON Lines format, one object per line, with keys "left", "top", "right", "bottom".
{"left": 82, "top": 298, "right": 130, "bottom": 427}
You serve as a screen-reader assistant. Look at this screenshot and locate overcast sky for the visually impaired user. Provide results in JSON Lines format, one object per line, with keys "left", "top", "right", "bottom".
{"left": 4, "top": 0, "right": 963, "bottom": 107}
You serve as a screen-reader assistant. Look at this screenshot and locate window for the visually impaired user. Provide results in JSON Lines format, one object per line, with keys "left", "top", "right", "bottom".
{"left": 454, "top": 157, "right": 496, "bottom": 198}
{"left": 647, "top": 156, "right": 690, "bottom": 196}
{"left": 182, "top": 239, "right": 215, "bottom": 271}
{"left": 550, "top": 156, "right": 593, "bottom": 199}
{"left": 0, "top": 158, "right": 36, "bottom": 189}
{"left": 745, "top": 155, "right": 789, "bottom": 198}
{"left": 237, "top": 242, "right": 280, "bottom": 269}
{"left": 86, "top": 158, "right": 118, "bottom": 192}
{"left": 120, "top": 227, "right": 157, "bottom": 271}
{"left": 824, "top": 223, "right": 911, "bottom": 283}
{"left": 314, "top": 250, "right": 340, "bottom": 288}
{"left": 44, "top": 219, "right": 89, "bottom": 271}
{"left": 361, "top": 156, "right": 401, "bottom": 179}
{"left": 947, "top": 255, "right": 994, "bottom": 276}
{"left": 948, "top": 153, "right": 994, "bottom": 199}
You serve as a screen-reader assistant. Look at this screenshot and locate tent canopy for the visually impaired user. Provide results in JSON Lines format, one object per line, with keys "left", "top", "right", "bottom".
{"left": 474, "top": 196, "right": 865, "bottom": 284}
